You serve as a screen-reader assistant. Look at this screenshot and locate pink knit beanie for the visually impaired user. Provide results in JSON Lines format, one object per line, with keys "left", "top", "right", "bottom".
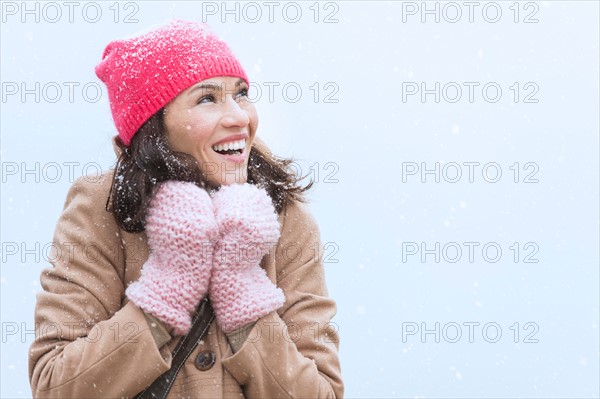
{"left": 95, "top": 19, "right": 249, "bottom": 146}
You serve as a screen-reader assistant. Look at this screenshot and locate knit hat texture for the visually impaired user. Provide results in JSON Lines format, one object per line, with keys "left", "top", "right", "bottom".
{"left": 95, "top": 19, "right": 249, "bottom": 146}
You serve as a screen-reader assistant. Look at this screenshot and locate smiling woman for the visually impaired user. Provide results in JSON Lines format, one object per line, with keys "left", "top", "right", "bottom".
{"left": 28, "top": 19, "right": 343, "bottom": 398}
{"left": 164, "top": 76, "right": 256, "bottom": 186}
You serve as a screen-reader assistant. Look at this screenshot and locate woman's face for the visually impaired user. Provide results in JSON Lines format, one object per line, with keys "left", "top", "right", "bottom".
{"left": 164, "top": 76, "right": 258, "bottom": 186}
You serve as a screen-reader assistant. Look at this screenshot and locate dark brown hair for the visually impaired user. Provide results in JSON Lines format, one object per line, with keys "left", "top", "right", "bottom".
{"left": 106, "top": 108, "right": 312, "bottom": 233}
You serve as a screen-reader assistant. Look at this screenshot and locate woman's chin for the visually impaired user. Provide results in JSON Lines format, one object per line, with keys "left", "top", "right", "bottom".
{"left": 220, "top": 174, "right": 248, "bottom": 186}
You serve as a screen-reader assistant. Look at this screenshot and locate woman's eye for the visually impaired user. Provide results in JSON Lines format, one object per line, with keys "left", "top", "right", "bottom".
{"left": 197, "top": 95, "right": 215, "bottom": 104}
{"left": 235, "top": 88, "right": 249, "bottom": 100}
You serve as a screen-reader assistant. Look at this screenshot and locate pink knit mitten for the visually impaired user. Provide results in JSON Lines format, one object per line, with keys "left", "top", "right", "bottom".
{"left": 126, "top": 181, "right": 218, "bottom": 335}
{"left": 209, "top": 184, "right": 285, "bottom": 334}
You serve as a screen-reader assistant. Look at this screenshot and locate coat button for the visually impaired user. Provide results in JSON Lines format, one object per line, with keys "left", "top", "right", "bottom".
{"left": 195, "top": 350, "right": 216, "bottom": 371}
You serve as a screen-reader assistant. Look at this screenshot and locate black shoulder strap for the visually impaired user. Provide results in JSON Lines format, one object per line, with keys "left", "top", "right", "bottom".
{"left": 134, "top": 299, "right": 215, "bottom": 399}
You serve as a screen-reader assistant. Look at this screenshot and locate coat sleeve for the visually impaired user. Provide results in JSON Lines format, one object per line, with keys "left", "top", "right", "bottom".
{"left": 28, "top": 175, "right": 172, "bottom": 398}
{"left": 221, "top": 201, "right": 344, "bottom": 398}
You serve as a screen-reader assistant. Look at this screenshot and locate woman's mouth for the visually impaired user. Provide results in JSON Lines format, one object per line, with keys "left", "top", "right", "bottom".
{"left": 212, "top": 138, "right": 246, "bottom": 156}
{"left": 211, "top": 138, "right": 247, "bottom": 164}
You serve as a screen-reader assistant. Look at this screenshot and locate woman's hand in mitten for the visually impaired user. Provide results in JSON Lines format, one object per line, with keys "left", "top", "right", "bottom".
{"left": 209, "top": 183, "right": 285, "bottom": 334}
{"left": 126, "top": 181, "right": 219, "bottom": 336}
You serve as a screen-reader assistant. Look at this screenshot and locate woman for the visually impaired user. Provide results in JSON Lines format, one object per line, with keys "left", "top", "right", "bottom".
{"left": 28, "top": 20, "right": 343, "bottom": 398}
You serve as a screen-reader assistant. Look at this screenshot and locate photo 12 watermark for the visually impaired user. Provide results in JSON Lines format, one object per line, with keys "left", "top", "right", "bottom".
{"left": 1, "top": 159, "right": 341, "bottom": 185}
{"left": 197, "top": 1, "right": 340, "bottom": 24}
{"left": 1, "top": 239, "right": 340, "bottom": 265}
{"left": 0, "top": 81, "right": 340, "bottom": 105}
{"left": 1, "top": 1, "right": 141, "bottom": 24}
{"left": 400, "top": 1, "right": 540, "bottom": 24}
{"left": 1, "top": 82, "right": 102, "bottom": 104}
{"left": 401, "top": 321, "right": 540, "bottom": 343}
{"left": 400, "top": 241, "right": 540, "bottom": 264}
{"left": 2, "top": 319, "right": 340, "bottom": 345}
{"left": 400, "top": 162, "right": 540, "bottom": 183}
{"left": 401, "top": 82, "right": 540, "bottom": 103}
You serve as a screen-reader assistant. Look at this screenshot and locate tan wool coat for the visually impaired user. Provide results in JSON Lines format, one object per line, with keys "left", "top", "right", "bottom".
{"left": 28, "top": 161, "right": 343, "bottom": 398}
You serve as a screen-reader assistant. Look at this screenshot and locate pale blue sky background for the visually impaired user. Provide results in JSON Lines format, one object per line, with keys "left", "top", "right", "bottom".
{"left": 1, "top": 1, "right": 599, "bottom": 397}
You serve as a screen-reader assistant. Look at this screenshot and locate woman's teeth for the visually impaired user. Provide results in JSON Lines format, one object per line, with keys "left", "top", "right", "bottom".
{"left": 212, "top": 139, "right": 246, "bottom": 154}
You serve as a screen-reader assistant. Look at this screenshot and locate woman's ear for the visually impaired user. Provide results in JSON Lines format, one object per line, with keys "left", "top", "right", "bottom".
{"left": 112, "top": 135, "right": 123, "bottom": 158}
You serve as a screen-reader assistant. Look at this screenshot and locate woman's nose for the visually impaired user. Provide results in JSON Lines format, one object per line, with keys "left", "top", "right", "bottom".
{"left": 221, "top": 96, "right": 250, "bottom": 127}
